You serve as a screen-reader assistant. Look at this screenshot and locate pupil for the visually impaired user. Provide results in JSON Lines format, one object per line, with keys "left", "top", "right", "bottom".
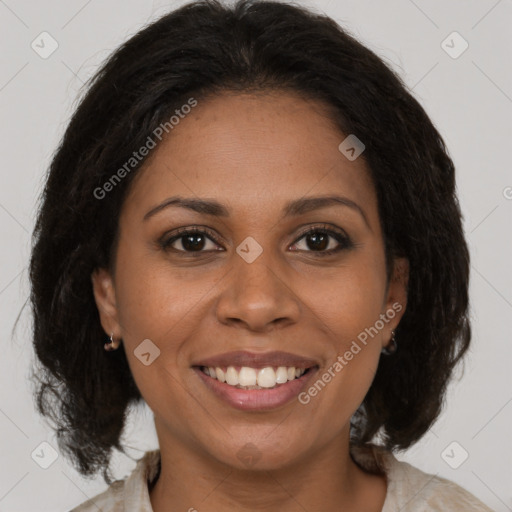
{"left": 307, "top": 232, "right": 328, "bottom": 251}
{"left": 183, "top": 234, "right": 205, "bottom": 251}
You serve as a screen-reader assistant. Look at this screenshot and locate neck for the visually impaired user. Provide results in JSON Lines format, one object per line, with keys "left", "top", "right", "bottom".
{"left": 149, "top": 426, "right": 386, "bottom": 512}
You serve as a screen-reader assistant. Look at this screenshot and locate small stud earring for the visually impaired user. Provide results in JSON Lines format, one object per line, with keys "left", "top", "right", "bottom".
{"left": 104, "top": 332, "right": 120, "bottom": 351}
{"left": 381, "top": 329, "right": 397, "bottom": 355}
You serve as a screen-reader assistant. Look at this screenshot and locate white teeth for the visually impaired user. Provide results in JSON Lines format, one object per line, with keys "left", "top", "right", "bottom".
{"left": 226, "top": 366, "right": 238, "bottom": 386}
{"left": 257, "top": 367, "right": 276, "bottom": 388}
{"left": 275, "top": 366, "right": 288, "bottom": 384}
{"left": 239, "top": 367, "right": 257, "bottom": 386}
{"left": 201, "top": 365, "right": 309, "bottom": 389}
{"left": 216, "top": 367, "right": 226, "bottom": 383}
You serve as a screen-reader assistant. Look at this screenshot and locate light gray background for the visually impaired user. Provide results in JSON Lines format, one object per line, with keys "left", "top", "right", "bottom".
{"left": 1, "top": 0, "right": 510, "bottom": 510}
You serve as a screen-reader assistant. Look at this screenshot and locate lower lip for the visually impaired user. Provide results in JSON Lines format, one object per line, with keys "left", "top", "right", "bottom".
{"left": 193, "top": 367, "right": 318, "bottom": 411}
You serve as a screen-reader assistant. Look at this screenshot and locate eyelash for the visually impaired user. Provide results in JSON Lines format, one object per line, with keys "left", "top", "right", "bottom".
{"left": 159, "top": 224, "right": 354, "bottom": 257}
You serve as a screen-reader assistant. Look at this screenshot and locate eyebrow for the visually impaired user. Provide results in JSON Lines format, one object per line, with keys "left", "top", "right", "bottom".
{"left": 143, "top": 195, "right": 370, "bottom": 228}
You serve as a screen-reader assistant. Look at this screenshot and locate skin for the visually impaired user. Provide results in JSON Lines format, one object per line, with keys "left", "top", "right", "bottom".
{"left": 92, "top": 91, "right": 409, "bottom": 512}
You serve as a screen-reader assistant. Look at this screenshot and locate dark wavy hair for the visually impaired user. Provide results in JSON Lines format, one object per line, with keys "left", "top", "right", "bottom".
{"left": 29, "top": 0, "right": 470, "bottom": 484}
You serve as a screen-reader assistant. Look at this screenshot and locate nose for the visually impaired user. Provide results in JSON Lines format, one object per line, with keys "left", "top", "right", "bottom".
{"left": 215, "top": 250, "right": 301, "bottom": 333}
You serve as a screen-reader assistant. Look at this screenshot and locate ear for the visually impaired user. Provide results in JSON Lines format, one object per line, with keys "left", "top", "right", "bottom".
{"left": 382, "top": 257, "right": 409, "bottom": 342}
{"left": 91, "top": 267, "right": 122, "bottom": 339}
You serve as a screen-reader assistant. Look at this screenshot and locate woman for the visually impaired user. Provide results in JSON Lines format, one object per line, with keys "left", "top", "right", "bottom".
{"left": 29, "top": 0, "right": 494, "bottom": 510}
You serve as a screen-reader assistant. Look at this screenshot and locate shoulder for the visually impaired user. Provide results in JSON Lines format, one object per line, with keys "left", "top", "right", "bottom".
{"left": 68, "top": 480, "right": 124, "bottom": 511}
{"left": 350, "top": 444, "right": 494, "bottom": 512}
{"left": 382, "top": 451, "right": 494, "bottom": 511}
{"left": 68, "top": 450, "right": 161, "bottom": 512}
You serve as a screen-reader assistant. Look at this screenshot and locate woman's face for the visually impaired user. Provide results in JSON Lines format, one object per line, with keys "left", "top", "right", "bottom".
{"left": 93, "top": 91, "right": 408, "bottom": 470}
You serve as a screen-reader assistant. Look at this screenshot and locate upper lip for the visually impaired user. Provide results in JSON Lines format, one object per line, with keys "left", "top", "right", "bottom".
{"left": 192, "top": 350, "right": 319, "bottom": 369}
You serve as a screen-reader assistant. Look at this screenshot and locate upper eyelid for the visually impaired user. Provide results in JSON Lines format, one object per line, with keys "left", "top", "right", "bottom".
{"left": 163, "top": 224, "right": 349, "bottom": 249}
{"left": 293, "top": 224, "right": 349, "bottom": 240}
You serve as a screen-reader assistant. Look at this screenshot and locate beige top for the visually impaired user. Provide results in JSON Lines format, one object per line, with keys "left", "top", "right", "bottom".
{"left": 69, "top": 445, "right": 494, "bottom": 511}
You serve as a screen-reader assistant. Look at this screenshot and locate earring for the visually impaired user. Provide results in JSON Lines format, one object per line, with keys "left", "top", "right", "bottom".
{"left": 104, "top": 332, "right": 120, "bottom": 351}
{"left": 381, "top": 329, "right": 397, "bottom": 355}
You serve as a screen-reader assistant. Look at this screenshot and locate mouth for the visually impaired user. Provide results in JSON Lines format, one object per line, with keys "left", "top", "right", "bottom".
{"left": 192, "top": 363, "right": 319, "bottom": 411}
{"left": 198, "top": 364, "right": 314, "bottom": 389}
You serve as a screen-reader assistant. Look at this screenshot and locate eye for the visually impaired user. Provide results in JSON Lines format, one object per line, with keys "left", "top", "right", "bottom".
{"left": 159, "top": 223, "right": 354, "bottom": 257}
{"left": 290, "top": 224, "right": 353, "bottom": 255}
{"left": 159, "top": 226, "right": 222, "bottom": 254}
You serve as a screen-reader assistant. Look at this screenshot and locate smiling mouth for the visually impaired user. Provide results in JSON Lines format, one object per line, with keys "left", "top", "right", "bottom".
{"left": 197, "top": 365, "right": 316, "bottom": 390}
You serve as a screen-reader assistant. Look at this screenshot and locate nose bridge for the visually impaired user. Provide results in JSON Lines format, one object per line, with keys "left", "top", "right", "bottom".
{"left": 216, "top": 243, "right": 299, "bottom": 330}
{"left": 233, "top": 245, "right": 283, "bottom": 304}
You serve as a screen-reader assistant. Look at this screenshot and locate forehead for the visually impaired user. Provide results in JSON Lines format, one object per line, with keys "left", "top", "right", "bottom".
{"left": 123, "top": 92, "right": 377, "bottom": 222}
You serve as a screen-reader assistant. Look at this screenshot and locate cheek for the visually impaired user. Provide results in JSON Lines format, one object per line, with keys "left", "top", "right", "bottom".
{"left": 297, "top": 251, "right": 386, "bottom": 403}
{"left": 114, "top": 254, "right": 203, "bottom": 336}
{"left": 112, "top": 254, "right": 200, "bottom": 411}
{"left": 113, "top": 251, "right": 223, "bottom": 388}
{"left": 299, "top": 295, "right": 384, "bottom": 435}
{"left": 302, "top": 256, "right": 387, "bottom": 340}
